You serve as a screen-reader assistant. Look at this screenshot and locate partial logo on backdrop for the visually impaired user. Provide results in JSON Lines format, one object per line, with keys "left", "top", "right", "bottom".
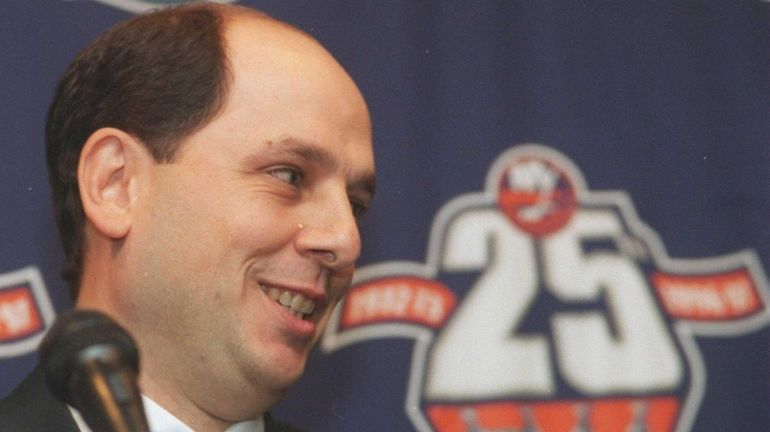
{"left": 323, "top": 144, "right": 770, "bottom": 432}
{"left": 90, "top": 0, "right": 238, "bottom": 14}
{"left": 0, "top": 266, "right": 56, "bottom": 358}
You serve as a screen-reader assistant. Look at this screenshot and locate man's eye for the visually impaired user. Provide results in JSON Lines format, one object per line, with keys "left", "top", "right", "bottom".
{"left": 269, "top": 167, "right": 303, "bottom": 186}
{"left": 350, "top": 200, "right": 369, "bottom": 219}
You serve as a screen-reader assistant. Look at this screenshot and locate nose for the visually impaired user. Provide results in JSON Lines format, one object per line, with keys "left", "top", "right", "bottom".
{"left": 295, "top": 188, "right": 361, "bottom": 270}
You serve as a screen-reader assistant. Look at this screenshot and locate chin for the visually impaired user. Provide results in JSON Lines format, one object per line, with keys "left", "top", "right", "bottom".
{"left": 262, "top": 352, "right": 308, "bottom": 390}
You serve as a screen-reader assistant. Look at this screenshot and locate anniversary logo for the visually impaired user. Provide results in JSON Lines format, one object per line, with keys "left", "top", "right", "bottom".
{"left": 322, "top": 144, "right": 770, "bottom": 432}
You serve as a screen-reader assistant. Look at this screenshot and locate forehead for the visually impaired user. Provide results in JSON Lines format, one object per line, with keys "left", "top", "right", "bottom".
{"left": 175, "top": 12, "right": 374, "bottom": 176}
{"left": 224, "top": 17, "right": 364, "bottom": 101}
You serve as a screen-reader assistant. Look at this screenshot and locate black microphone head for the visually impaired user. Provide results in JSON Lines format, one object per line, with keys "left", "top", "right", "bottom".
{"left": 39, "top": 309, "right": 140, "bottom": 405}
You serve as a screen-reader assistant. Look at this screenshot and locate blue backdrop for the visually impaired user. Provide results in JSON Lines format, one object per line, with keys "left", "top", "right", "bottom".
{"left": 1, "top": 1, "right": 769, "bottom": 431}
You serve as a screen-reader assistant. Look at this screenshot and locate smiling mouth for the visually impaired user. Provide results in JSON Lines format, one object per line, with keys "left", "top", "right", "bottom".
{"left": 260, "top": 284, "right": 316, "bottom": 320}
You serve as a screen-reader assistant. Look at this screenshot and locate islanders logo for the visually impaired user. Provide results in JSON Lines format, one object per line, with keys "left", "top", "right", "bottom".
{"left": 0, "top": 266, "right": 55, "bottom": 358}
{"left": 91, "top": 0, "right": 238, "bottom": 13}
{"left": 322, "top": 144, "right": 770, "bottom": 432}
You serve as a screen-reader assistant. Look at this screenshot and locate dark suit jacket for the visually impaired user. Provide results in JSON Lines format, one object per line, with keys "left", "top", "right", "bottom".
{"left": 0, "top": 367, "right": 303, "bottom": 432}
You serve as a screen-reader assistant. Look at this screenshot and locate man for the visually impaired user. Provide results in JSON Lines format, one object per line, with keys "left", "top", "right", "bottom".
{"left": 0, "top": 2, "right": 375, "bottom": 431}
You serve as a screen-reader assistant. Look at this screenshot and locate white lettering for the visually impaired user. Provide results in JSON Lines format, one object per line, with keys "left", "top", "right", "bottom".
{"left": 663, "top": 285, "right": 726, "bottom": 315}
{"left": 509, "top": 160, "right": 558, "bottom": 193}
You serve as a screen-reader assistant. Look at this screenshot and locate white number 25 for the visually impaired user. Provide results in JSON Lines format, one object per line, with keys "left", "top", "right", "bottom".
{"left": 424, "top": 208, "right": 682, "bottom": 400}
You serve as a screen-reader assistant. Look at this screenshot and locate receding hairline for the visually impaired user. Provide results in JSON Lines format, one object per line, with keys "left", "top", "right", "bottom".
{"left": 207, "top": 3, "right": 343, "bottom": 91}
{"left": 208, "top": 2, "right": 369, "bottom": 117}
{"left": 152, "top": 2, "right": 341, "bottom": 154}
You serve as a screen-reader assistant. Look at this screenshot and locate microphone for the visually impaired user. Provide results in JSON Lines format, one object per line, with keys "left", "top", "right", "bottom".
{"left": 39, "top": 309, "right": 150, "bottom": 432}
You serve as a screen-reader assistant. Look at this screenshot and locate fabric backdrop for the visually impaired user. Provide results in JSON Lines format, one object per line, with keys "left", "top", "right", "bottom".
{"left": 1, "top": 1, "right": 769, "bottom": 431}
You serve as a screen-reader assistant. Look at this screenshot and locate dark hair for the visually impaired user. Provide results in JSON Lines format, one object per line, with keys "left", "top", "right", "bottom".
{"left": 45, "top": 4, "right": 232, "bottom": 298}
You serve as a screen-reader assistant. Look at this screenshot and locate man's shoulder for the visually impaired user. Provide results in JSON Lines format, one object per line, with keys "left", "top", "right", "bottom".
{"left": 0, "top": 366, "right": 79, "bottom": 432}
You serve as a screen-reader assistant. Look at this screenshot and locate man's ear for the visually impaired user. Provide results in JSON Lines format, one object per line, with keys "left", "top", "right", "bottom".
{"left": 77, "top": 127, "right": 151, "bottom": 240}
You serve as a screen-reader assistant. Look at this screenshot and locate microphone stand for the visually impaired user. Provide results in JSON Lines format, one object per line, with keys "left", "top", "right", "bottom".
{"left": 72, "top": 345, "right": 150, "bottom": 432}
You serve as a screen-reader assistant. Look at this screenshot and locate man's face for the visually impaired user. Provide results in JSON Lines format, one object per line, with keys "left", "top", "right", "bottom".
{"left": 119, "top": 18, "right": 375, "bottom": 413}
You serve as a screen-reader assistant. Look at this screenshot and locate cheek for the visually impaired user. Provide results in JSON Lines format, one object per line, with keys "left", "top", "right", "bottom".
{"left": 226, "top": 200, "right": 298, "bottom": 252}
{"left": 329, "top": 273, "right": 354, "bottom": 300}
{"left": 133, "top": 180, "right": 231, "bottom": 288}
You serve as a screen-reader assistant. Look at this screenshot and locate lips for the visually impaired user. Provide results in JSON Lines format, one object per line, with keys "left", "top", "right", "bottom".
{"left": 260, "top": 284, "right": 316, "bottom": 320}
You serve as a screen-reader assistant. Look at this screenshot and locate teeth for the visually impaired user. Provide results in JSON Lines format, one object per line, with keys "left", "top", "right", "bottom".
{"left": 261, "top": 284, "right": 316, "bottom": 318}
{"left": 299, "top": 298, "right": 314, "bottom": 314}
{"left": 279, "top": 291, "right": 293, "bottom": 307}
{"left": 267, "top": 288, "right": 281, "bottom": 301}
{"left": 290, "top": 294, "right": 305, "bottom": 311}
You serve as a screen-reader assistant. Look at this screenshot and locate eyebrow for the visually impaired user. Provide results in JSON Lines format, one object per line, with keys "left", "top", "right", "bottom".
{"left": 275, "top": 136, "right": 377, "bottom": 198}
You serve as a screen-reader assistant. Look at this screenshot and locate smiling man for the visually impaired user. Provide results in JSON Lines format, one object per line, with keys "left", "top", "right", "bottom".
{"left": 0, "top": 3, "right": 375, "bottom": 432}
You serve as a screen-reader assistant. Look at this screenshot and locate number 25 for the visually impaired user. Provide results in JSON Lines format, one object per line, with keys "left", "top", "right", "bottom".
{"left": 424, "top": 208, "right": 682, "bottom": 399}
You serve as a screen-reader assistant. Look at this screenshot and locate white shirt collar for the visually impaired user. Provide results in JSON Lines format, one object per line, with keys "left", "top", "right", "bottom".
{"left": 69, "top": 395, "right": 265, "bottom": 432}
